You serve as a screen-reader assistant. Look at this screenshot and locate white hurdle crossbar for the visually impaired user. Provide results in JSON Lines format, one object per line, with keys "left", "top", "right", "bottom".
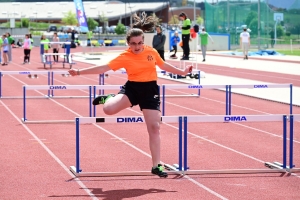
{"left": 0, "top": 71, "right": 51, "bottom": 98}
{"left": 70, "top": 114, "right": 293, "bottom": 177}
{"left": 98, "top": 70, "right": 202, "bottom": 98}
{"left": 21, "top": 85, "right": 93, "bottom": 124}
{"left": 162, "top": 83, "right": 293, "bottom": 116}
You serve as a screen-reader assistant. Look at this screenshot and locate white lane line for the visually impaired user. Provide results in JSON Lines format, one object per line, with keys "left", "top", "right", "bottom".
{"left": 0, "top": 100, "right": 98, "bottom": 200}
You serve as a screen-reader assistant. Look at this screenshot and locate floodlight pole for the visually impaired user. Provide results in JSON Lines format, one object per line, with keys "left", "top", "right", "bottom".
{"left": 258, "top": 0, "right": 261, "bottom": 49}
{"left": 194, "top": 0, "right": 196, "bottom": 24}
{"left": 275, "top": 20, "right": 278, "bottom": 45}
{"left": 227, "top": 0, "right": 230, "bottom": 33}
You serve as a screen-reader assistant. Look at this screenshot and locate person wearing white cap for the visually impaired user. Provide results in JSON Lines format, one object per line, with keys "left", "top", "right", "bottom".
{"left": 169, "top": 31, "right": 180, "bottom": 58}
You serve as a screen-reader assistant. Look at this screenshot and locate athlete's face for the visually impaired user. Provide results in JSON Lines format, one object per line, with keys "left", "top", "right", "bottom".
{"left": 129, "top": 36, "right": 144, "bottom": 54}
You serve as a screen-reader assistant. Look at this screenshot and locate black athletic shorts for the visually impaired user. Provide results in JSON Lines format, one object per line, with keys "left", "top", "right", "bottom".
{"left": 118, "top": 81, "right": 160, "bottom": 111}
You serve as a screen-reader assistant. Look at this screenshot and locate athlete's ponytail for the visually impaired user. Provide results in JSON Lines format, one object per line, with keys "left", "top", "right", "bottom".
{"left": 126, "top": 12, "right": 157, "bottom": 42}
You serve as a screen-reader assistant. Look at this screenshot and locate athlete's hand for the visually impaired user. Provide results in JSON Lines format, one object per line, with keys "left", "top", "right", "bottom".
{"left": 68, "top": 69, "right": 79, "bottom": 76}
{"left": 184, "top": 65, "right": 193, "bottom": 75}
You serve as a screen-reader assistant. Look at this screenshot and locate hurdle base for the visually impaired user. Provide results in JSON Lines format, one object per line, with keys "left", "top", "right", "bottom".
{"left": 264, "top": 162, "right": 285, "bottom": 170}
{"left": 22, "top": 119, "right": 74, "bottom": 124}
{"left": 181, "top": 168, "right": 287, "bottom": 175}
{"left": 288, "top": 168, "right": 300, "bottom": 173}
{"left": 70, "top": 166, "right": 182, "bottom": 177}
{"left": 45, "top": 95, "right": 91, "bottom": 99}
{"left": 163, "top": 94, "right": 199, "bottom": 98}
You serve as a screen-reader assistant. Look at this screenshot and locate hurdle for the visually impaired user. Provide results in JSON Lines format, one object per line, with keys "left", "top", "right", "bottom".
{"left": 98, "top": 70, "right": 202, "bottom": 97}
{"left": 21, "top": 85, "right": 93, "bottom": 124}
{"left": 0, "top": 71, "right": 51, "bottom": 98}
{"left": 70, "top": 115, "right": 184, "bottom": 177}
{"left": 228, "top": 83, "right": 293, "bottom": 115}
{"left": 49, "top": 71, "right": 91, "bottom": 98}
{"left": 161, "top": 84, "right": 229, "bottom": 116}
{"left": 161, "top": 83, "right": 293, "bottom": 116}
{"left": 70, "top": 114, "right": 292, "bottom": 177}
{"left": 40, "top": 42, "right": 74, "bottom": 69}
{"left": 178, "top": 114, "right": 291, "bottom": 174}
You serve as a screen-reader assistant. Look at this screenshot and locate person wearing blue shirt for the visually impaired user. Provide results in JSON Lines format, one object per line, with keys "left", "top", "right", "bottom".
{"left": 169, "top": 31, "right": 180, "bottom": 58}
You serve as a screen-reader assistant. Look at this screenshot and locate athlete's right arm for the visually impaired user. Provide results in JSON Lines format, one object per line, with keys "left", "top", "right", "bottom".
{"left": 68, "top": 64, "right": 111, "bottom": 76}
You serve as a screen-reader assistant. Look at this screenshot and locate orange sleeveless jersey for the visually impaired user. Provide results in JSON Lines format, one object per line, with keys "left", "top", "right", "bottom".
{"left": 108, "top": 45, "right": 164, "bottom": 82}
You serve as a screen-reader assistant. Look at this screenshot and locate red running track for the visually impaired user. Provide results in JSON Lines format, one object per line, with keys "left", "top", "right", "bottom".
{"left": 0, "top": 47, "right": 299, "bottom": 199}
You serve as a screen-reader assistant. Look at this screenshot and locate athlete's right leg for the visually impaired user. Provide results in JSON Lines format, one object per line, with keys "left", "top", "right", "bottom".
{"left": 94, "top": 94, "right": 132, "bottom": 115}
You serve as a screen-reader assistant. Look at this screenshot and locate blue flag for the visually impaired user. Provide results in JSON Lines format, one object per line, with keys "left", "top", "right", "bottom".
{"left": 73, "top": 0, "right": 89, "bottom": 32}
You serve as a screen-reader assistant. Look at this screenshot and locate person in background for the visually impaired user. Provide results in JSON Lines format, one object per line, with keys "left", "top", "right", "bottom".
{"left": 22, "top": 34, "right": 31, "bottom": 64}
{"left": 52, "top": 32, "right": 60, "bottom": 63}
{"left": 169, "top": 31, "right": 180, "bottom": 59}
{"left": 240, "top": 28, "right": 250, "bottom": 60}
{"left": 41, "top": 35, "right": 50, "bottom": 54}
{"left": 16, "top": 39, "right": 23, "bottom": 48}
{"left": 87, "top": 30, "right": 93, "bottom": 46}
{"left": 0, "top": 36, "right": 2, "bottom": 64}
{"left": 41, "top": 35, "right": 50, "bottom": 62}
{"left": 28, "top": 33, "right": 34, "bottom": 64}
{"left": 1, "top": 34, "right": 9, "bottom": 66}
{"left": 152, "top": 25, "right": 166, "bottom": 61}
{"left": 178, "top": 12, "right": 191, "bottom": 60}
{"left": 199, "top": 27, "right": 214, "bottom": 62}
{"left": 6, "top": 33, "right": 14, "bottom": 62}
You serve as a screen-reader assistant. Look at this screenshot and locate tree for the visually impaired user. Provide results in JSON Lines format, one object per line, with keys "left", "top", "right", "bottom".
{"left": 21, "top": 18, "right": 29, "bottom": 28}
{"left": 152, "top": 13, "right": 161, "bottom": 25}
{"left": 249, "top": 18, "right": 258, "bottom": 34}
{"left": 62, "top": 11, "right": 77, "bottom": 25}
{"left": 276, "top": 25, "right": 284, "bottom": 38}
{"left": 115, "top": 23, "right": 126, "bottom": 35}
{"left": 245, "top": 11, "right": 257, "bottom": 26}
{"left": 168, "top": 15, "right": 179, "bottom": 25}
{"left": 87, "top": 18, "right": 98, "bottom": 31}
{"left": 98, "top": 12, "right": 108, "bottom": 34}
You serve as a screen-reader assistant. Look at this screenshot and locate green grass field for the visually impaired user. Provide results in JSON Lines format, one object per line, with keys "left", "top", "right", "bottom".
{"left": 276, "top": 49, "right": 300, "bottom": 56}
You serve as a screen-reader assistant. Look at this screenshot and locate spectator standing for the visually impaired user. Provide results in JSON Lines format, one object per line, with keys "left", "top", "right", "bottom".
{"left": 240, "top": 28, "right": 250, "bottom": 60}
{"left": 152, "top": 25, "right": 166, "bottom": 61}
{"left": 179, "top": 12, "right": 191, "bottom": 60}
{"left": 199, "top": 27, "right": 214, "bottom": 62}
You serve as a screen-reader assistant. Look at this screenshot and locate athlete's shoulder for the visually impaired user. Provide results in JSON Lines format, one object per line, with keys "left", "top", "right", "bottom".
{"left": 143, "top": 45, "right": 158, "bottom": 53}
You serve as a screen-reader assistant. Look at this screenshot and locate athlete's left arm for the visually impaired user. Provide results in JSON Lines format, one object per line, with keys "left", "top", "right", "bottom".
{"left": 158, "top": 62, "right": 192, "bottom": 76}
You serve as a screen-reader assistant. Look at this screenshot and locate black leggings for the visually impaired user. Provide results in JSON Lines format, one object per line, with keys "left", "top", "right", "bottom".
{"left": 24, "top": 49, "right": 31, "bottom": 63}
{"left": 170, "top": 45, "right": 177, "bottom": 54}
{"left": 182, "top": 34, "right": 190, "bottom": 58}
{"left": 53, "top": 48, "right": 59, "bottom": 62}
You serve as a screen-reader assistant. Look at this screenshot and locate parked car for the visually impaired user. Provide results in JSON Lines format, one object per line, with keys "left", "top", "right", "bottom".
{"left": 47, "top": 25, "right": 57, "bottom": 32}
{"left": 93, "top": 26, "right": 103, "bottom": 34}
{"left": 109, "top": 25, "right": 117, "bottom": 33}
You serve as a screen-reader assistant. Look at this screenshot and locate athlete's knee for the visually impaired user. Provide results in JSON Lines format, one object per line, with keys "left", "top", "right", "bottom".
{"left": 103, "top": 106, "right": 116, "bottom": 115}
{"left": 147, "top": 121, "right": 160, "bottom": 134}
